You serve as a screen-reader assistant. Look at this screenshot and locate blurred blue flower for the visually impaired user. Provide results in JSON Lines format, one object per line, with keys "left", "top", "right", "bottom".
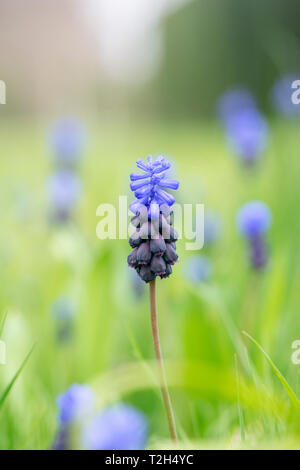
{"left": 47, "top": 169, "right": 82, "bottom": 221}
{"left": 226, "top": 108, "right": 268, "bottom": 165}
{"left": 57, "top": 384, "right": 95, "bottom": 426}
{"left": 217, "top": 88, "right": 257, "bottom": 123}
{"left": 50, "top": 118, "right": 86, "bottom": 166}
{"left": 237, "top": 201, "right": 272, "bottom": 270}
{"left": 51, "top": 296, "right": 76, "bottom": 343}
{"left": 129, "top": 155, "right": 179, "bottom": 216}
{"left": 217, "top": 88, "right": 268, "bottom": 165}
{"left": 271, "top": 74, "right": 300, "bottom": 117}
{"left": 237, "top": 201, "right": 272, "bottom": 238}
{"left": 52, "top": 426, "right": 69, "bottom": 450}
{"left": 248, "top": 234, "right": 268, "bottom": 270}
{"left": 82, "top": 403, "right": 148, "bottom": 450}
{"left": 183, "top": 255, "right": 212, "bottom": 283}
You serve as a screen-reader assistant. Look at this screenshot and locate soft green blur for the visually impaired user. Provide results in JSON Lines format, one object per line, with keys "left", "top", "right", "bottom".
{"left": 0, "top": 0, "right": 300, "bottom": 451}
{"left": 0, "top": 117, "right": 300, "bottom": 449}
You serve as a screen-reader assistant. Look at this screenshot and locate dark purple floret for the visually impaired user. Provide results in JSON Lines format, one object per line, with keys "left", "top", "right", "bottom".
{"left": 129, "top": 231, "right": 142, "bottom": 248}
{"left": 150, "top": 255, "right": 167, "bottom": 276}
{"left": 139, "top": 265, "right": 156, "bottom": 283}
{"left": 163, "top": 243, "right": 178, "bottom": 265}
{"left": 164, "top": 226, "right": 178, "bottom": 243}
{"left": 150, "top": 235, "right": 166, "bottom": 256}
{"left": 160, "top": 264, "right": 172, "bottom": 279}
{"left": 139, "top": 222, "right": 154, "bottom": 240}
{"left": 136, "top": 242, "right": 152, "bottom": 265}
{"left": 127, "top": 248, "right": 139, "bottom": 268}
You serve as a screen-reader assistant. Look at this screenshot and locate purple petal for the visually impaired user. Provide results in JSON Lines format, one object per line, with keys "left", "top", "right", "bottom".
{"left": 158, "top": 179, "right": 179, "bottom": 190}
{"left": 129, "top": 199, "right": 143, "bottom": 214}
{"left": 136, "top": 159, "right": 150, "bottom": 171}
{"left": 155, "top": 188, "right": 175, "bottom": 206}
{"left": 135, "top": 185, "right": 151, "bottom": 199}
{"left": 130, "top": 179, "right": 150, "bottom": 191}
{"left": 153, "top": 162, "right": 171, "bottom": 174}
{"left": 130, "top": 172, "right": 151, "bottom": 181}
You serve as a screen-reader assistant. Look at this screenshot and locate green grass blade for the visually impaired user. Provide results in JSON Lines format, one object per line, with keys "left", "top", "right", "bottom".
{"left": 0, "top": 311, "right": 8, "bottom": 337}
{"left": 0, "top": 344, "right": 35, "bottom": 410}
{"left": 234, "top": 354, "right": 245, "bottom": 442}
{"left": 242, "top": 331, "right": 300, "bottom": 413}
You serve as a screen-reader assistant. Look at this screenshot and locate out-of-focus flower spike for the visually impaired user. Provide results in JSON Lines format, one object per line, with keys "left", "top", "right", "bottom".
{"left": 237, "top": 201, "right": 272, "bottom": 270}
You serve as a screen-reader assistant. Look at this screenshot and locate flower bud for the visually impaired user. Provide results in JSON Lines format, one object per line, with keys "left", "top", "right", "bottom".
{"left": 150, "top": 235, "right": 166, "bottom": 256}
{"left": 163, "top": 243, "right": 178, "bottom": 265}
{"left": 150, "top": 255, "right": 167, "bottom": 276}
{"left": 136, "top": 241, "right": 152, "bottom": 265}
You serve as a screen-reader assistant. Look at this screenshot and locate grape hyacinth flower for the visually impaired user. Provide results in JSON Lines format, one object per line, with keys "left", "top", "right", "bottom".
{"left": 217, "top": 88, "right": 257, "bottom": 124}
{"left": 127, "top": 155, "right": 178, "bottom": 443}
{"left": 237, "top": 201, "right": 272, "bottom": 270}
{"left": 50, "top": 118, "right": 86, "bottom": 167}
{"left": 47, "top": 169, "right": 82, "bottom": 222}
{"left": 128, "top": 155, "right": 179, "bottom": 283}
{"left": 217, "top": 88, "right": 268, "bottom": 166}
{"left": 52, "top": 384, "right": 95, "bottom": 450}
{"left": 82, "top": 404, "right": 148, "bottom": 450}
{"left": 225, "top": 108, "right": 268, "bottom": 166}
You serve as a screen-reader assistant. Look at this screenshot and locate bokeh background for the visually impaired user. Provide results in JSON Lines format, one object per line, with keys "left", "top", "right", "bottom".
{"left": 0, "top": 0, "right": 300, "bottom": 450}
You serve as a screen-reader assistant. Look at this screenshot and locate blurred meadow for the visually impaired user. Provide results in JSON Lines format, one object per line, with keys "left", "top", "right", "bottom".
{"left": 0, "top": 0, "right": 300, "bottom": 450}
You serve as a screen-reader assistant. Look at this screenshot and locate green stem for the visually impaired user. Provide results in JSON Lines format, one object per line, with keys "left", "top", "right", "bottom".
{"left": 149, "top": 279, "right": 177, "bottom": 443}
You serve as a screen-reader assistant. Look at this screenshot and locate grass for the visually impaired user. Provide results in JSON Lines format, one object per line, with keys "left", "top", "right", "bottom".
{"left": 0, "top": 117, "right": 300, "bottom": 449}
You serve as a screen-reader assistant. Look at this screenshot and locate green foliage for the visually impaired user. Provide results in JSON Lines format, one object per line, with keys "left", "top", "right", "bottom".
{"left": 0, "top": 119, "right": 299, "bottom": 449}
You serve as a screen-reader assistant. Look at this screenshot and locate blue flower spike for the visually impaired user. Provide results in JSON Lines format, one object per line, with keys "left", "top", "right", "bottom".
{"left": 52, "top": 384, "right": 95, "bottom": 450}
{"left": 82, "top": 403, "right": 148, "bottom": 450}
{"left": 128, "top": 155, "right": 179, "bottom": 283}
{"left": 47, "top": 169, "right": 82, "bottom": 222}
{"left": 237, "top": 201, "right": 272, "bottom": 270}
{"left": 50, "top": 118, "right": 86, "bottom": 166}
{"left": 217, "top": 88, "right": 268, "bottom": 166}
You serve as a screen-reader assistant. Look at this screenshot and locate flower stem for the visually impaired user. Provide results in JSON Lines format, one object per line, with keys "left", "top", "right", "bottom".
{"left": 149, "top": 279, "right": 177, "bottom": 443}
